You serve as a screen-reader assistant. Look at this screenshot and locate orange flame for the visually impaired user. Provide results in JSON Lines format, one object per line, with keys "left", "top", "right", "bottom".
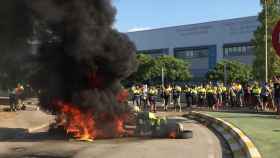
{"left": 168, "top": 131, "right": 177, "bottom": 139}
{"left": 57, "top": 101, "right": 96, "bottom": 140}
{"left": 55, "top": 100, "right": 127, "bottom": 141}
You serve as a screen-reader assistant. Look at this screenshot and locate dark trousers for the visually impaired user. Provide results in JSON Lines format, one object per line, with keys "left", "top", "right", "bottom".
{"left": 207, "top": 94, "right": 215, "bottom": 108}
{"left": 164, "top": 95, "right": 170, "bottom": 110}
{"left": 185, "top": 94, "right": 192, "bottom": 107}
{"left": 192, "top": 94, "right": 197, "bottom": 105}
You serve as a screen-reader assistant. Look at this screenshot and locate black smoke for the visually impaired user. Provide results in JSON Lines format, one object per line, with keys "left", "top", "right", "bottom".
{"left": 29, "top": 0, "right": 137, "bottom": 118}
{"left": 0, "top": 0, "right": 32, "bottom": 89}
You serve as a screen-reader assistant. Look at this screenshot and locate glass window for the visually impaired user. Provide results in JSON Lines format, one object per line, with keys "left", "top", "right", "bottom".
{"left": 223, "top": 43, "right": 254, "bottom": 57}
{"left": 189, "top": 50, "right": 193, "bottom": 57}
{"left": 247, "top": 46, "right": 253, "bottom": 54}
{"left": 200, "top": 49, "right": 208, "bottom": 57}
{"left": 175, "top": 52, "right": 186, "bottom": 59}
{"left": 242, "top": 46, "right": 246, "bottom": 54}
{"left": 237, "top": 47, "right": 242, "bottom": 53}
{"left": 224, "top": 48, "right": 229, "bottom": 56}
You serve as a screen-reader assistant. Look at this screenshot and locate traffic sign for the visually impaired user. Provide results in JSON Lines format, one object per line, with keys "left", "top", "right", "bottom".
{"left": 272, "top": 20, "right": 280, "bottom": 57}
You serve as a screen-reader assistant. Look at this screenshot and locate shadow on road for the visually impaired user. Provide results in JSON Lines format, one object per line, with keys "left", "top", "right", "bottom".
{"left": 0, "top": 127, "right": 67, "bottom": 142}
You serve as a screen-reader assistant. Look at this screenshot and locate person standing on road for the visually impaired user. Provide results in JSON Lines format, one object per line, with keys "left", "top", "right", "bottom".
{"left": 243, "top": 83, "right": 252, "bottom": 107}
{"left": 261, "top": 82, "right": 272, "bottom": 111}
{"left": 184, "top": 85, "right": 192, "bottom": 108}
{"left": 252, "top": 82, "right": 262, "bottom": 112}
{"left": 133, "top": 85, "right": 141, "bottom": 108}
{"left": 15, "top": 83, "right": 24, "bottom": 110}
{"left": 198, "top": 84, "right": 207, "bottom": 107}
{"left": 191, "top": 85, "right": 198, "bottom": 106}
{"left": 141, "top": 84, "right": 149, "bottom": 111}
{"left": 221, "top": 84, "right": 228, "bottom": 107}
{"left": 206, "top": 84, "right": 215, "bottom": 110}
{"left": 131, "top": 85, "right": 137, "bottom": 105}
{"left": 9, "top": 89, "right": 17, "bottom": 112}
{"left": 163, "top": 84, "right": 172, "bottom": 111}
{"left": 229, "top": 83, "right": 237, "bottom": 107}
{"left": 173, "top": 85, "right": 182, "bottom": 112}
{"left": 148, "top": 86, "right": 158, "bottom": 113}
{"left": 235, "top": 82, "right": 244, "bottom": 108}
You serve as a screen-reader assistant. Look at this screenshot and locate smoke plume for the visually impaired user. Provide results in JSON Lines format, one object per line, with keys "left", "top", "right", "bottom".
{"left": 29, "top": 0, "right": 137, "bottom": 136}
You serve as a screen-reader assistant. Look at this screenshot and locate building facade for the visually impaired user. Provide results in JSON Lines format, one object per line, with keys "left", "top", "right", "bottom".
{"left": 126, "top": 16, "right": 260, "bottom": 78}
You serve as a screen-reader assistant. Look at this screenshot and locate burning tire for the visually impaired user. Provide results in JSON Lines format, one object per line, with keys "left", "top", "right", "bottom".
{"left": 178, "top": 130, "right": 193, "bottom": 139}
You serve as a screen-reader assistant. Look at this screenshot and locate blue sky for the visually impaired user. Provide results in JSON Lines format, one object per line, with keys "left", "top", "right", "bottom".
{"left": 113, "top": 0, "right": 262, "bottom": 32}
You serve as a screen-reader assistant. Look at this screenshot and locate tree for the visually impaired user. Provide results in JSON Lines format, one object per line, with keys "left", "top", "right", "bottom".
{"left": 152, "top": 55, "right": 191, "bottom": 83}
{"left": 125, "top": 54, "right": 191, "bottom": 85}
{"left": 126, "top": 54, "right": 155, "bottom": 84}
{"left": 253, "top": 0, "right": 280, "bottom": 80}
{"left": 206, "top": 60, "right": 253, "bottom": 84}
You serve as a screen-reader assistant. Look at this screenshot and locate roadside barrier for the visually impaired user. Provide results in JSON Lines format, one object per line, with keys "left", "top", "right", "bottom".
{"left": 189, "top": 111, "right": 262, "bottom": 158}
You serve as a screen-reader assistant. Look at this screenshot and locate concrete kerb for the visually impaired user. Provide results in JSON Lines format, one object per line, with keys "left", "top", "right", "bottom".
{"left": 189, "top": 111, "right": 262, "bottom": 158}
{"left": 27, "top": 123, "right": 51, "bottom": 133}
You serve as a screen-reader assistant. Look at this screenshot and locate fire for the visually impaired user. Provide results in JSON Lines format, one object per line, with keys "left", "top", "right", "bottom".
{"left": 168, "top": 131, "right": 177, "bottom": 139}
{"left": 56, "top": 101, "right": 96, "bottom": 140}
{"left": 54, "top": 99, "right": 127, "bottom": 141}
{"left": 50, "top": 71, "right": 130, "bottom": 141}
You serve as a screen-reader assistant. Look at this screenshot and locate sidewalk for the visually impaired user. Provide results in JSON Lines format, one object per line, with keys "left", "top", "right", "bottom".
{"left": 0, "top": 110, "right": 54, "bottom": 139}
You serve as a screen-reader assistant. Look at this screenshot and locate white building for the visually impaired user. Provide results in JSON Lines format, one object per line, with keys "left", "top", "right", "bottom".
{"left": 126, "top": 16, "right": 260, "bottom": 78}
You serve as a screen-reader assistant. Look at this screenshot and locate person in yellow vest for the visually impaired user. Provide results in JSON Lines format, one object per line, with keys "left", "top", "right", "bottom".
{"left": 184, "top": 85, "right": 192, "bottom": 108}
{"left": 216, "top": 84, "right": 223, "bottom": 110}
{"left": 133, "top": 85, "right": 141, "bottom": 107}
{"left": 251, "top": 82, "right": 262, "bottom": 112}
{"left": 235, "top": 82, "right": 244, "bottom": 107}
{"left": 221, "top": 83, "right": 228, "bottom": 107}
{"left": 191, "top": 85, "right": 198, "bottom": 106}
{"left": 197, "top": 85, "right": 206, "bottom": 107}
{"left": 148, "top": 86, "right": 158, "bottom": 113}
{"left": 141, "top": 84, "right": 149, "bottom": 111}
{"left": 206, "top": 84, "right": 216, "bottom": 110}
{"left": 163, "top": 84, "right": 172, "bottom": 111}
{"left": 131, "top": 85, "right": 137, "bottom": 105}
{"left": 173, "top": 85, "right": 182, "bottom": 112}
{"left": 229, "top": 83, "right": 237, "bottom": 107}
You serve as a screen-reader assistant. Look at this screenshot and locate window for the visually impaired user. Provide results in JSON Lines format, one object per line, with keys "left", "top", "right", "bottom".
{"left": 223, "top": 43, "right": 254, "bottom": 57}
{"left": 174, "top": 48, "right": 209, "bottom": 59}
{"left": 241, "top": 46, "right": 246, "bottom": 54}
{"left": 138, "top": 48, "right": 169, "bottom": 58}
{"left": 224, "top": 48, "right": 229, "bottom": 56}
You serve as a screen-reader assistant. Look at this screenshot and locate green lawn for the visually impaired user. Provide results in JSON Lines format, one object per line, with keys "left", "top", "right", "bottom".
{"left": 204, "top": 112, "right": 280, "bottom": 158}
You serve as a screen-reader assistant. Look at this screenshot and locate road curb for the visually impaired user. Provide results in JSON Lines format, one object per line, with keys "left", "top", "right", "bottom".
{"left": 27, "top": 123, "right": 51, "bottom": 133}
{"left": 189, "top": 111, "right": 262, "bottom": 158}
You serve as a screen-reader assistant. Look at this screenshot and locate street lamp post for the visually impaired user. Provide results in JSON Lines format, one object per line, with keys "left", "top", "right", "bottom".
{"left": 224, "top": 63, "right": 227, "bottom": 86}
{"left": 162, "top": 67, "right": 165, "bottom": 86}
{"left": 265, "top": 0, "right": 269, "bottom": 83}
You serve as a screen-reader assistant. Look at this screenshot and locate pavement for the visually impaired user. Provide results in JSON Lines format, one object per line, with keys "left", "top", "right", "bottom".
{"left": 0, "top": 110, "right": 54, "bottom": 139}
{"left": 0, "top": 109, "right": 233, "bottom": 158}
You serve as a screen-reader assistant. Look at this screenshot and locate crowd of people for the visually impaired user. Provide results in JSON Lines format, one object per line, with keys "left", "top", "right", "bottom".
{"left": 130, "top": 76, "right": 280, "bottom": 114}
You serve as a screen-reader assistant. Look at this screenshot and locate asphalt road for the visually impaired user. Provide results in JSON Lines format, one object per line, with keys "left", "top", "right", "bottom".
{"left": 0, "top": 118, "right": 232, "bottom": 158}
